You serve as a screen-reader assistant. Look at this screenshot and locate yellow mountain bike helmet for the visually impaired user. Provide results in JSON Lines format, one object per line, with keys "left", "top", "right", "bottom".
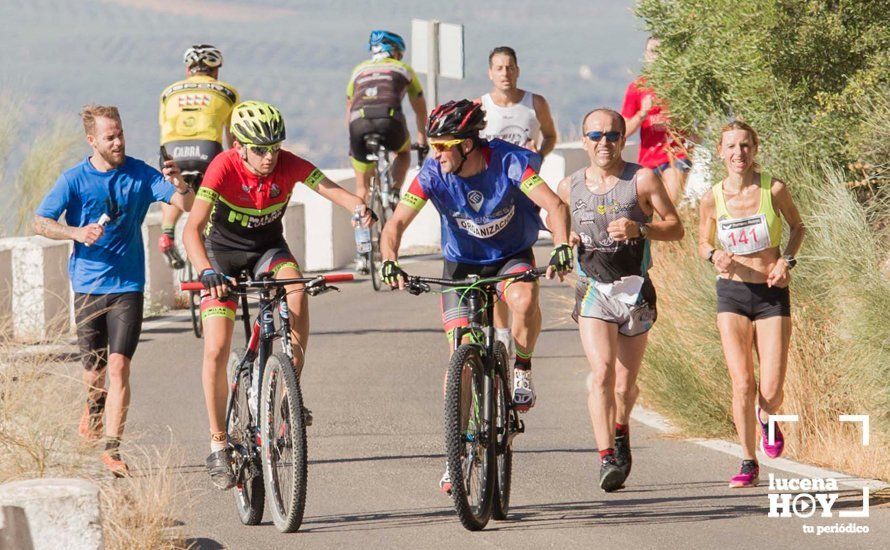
{"left": 230, "top": 101, "right": 286, "bottom": 146}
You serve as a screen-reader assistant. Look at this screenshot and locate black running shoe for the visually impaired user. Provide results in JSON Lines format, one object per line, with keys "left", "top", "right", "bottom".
{"left": 206, "top": 448, "right": 236, "bottom": 490}
{"left": 599, "top": 455, "right": 626, "bottom": 492}
{"left": 614, "top": 434, "right": 632, "bottom": 479}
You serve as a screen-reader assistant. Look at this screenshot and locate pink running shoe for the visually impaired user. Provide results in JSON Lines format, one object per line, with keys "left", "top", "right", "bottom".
{"left": 729, "top": 460, "right": 759, "bottom": 488}
{"left": 757, "top": 406, "right": 785, "bottom": 458}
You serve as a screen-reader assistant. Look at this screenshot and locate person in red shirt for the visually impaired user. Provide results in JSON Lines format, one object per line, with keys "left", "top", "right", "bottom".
{"left": 621, "top": 37, "right": 692, "bottom": 204}
{"left": 183, "top": 101, "right": 373, "bottom": 490}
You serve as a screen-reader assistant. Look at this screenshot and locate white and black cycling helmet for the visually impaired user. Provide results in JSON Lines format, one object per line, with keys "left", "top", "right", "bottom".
{"left": 183, "top": 44, "right": 223, "bottom": 70}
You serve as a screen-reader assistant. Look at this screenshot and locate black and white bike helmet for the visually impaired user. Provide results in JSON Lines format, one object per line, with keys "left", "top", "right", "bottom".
{"left": 183, "top": 44, "right": 223, "bottom": 70}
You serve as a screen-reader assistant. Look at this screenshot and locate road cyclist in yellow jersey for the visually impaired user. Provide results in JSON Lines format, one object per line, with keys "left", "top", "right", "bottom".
{"left": 158, "top": 44, "right": 239, "bottom": 271}
{"left": 698, "top": 120, "right": 805, "bottom": 488}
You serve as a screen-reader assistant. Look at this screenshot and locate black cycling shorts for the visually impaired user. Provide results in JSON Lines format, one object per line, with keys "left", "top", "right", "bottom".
{"left": 440, "top": 248, "right": 536, "bottom": 336}
{"left": 159, "top": 140, "right": 223, "bottom": 189}
{"left": 348, "top": 107, "right": 409, "bottom": 171}
{"left": 74, "top": 292, "right": 144, "bottom": 371}
{"left": 202, "top": 242, "right": 300, "bottom": 321}
{"left": 716, "top": 278, "right": 791, "bottom": 321}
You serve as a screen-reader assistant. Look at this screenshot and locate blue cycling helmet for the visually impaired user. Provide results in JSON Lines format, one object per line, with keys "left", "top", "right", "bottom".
{"left": 368, "top": 30, "right": 406, "bottom": 55}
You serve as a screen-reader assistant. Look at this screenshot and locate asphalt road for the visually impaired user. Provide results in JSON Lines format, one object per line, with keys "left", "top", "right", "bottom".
{"left": 126, "top": 249, "right": 889, "bottom": 549}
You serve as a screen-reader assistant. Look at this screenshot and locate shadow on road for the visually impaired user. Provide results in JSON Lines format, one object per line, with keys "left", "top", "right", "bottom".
{"left": 184, "top": 537, "right": 225, "bottom": 549}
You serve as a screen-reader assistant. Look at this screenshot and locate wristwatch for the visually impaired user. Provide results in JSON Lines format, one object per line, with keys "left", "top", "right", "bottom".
{"left": 707, "top": 249, "right": 716, "bottom": 264}
{"left": 637, "top": 223, "right": 649, "bottom": 239}
{"left": 782, "top": 254, "right": 797, "bottom": 269}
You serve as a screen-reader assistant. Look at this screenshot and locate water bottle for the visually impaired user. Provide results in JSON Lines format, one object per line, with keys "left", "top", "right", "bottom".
{"left": 353, "top": 206, "right": 371, "bottom": 254}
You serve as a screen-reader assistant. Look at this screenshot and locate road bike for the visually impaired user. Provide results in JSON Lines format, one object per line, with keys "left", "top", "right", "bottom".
{"left": 182, "top": 272, "right": 353, "bottom": 532}
{"left": 359, "top": 137, "right": 427, "bottom": 290}
{"left": 404, "top": 267, "right": 546, "bottom": 530}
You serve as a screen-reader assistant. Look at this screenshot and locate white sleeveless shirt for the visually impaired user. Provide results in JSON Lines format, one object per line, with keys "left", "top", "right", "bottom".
{"left": 479, "top": 92, "right": 541, "bottom": 147}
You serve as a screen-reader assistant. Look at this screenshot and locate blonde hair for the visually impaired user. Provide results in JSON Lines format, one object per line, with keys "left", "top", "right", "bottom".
{"left": 717, "top": 120, "right": 759, "bottom": 150}
{"left": 80, "top": 104, "right": 121, "bottom": 136}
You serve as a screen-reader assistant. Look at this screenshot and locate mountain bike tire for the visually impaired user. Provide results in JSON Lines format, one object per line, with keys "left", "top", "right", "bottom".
{"left": 261, "top": 352, "right": 308, "bottom": 532}
{"left": 444, "top": 344, "right": 494, "bottom": 531}
{"left": 369, "top": 190, "right": 385, "bottom": 291}
{"left": 228, "top": 347, "right": 264, "bottom": 525}
{"left": 491, "top": 341, "right": 513, "bottom": 520}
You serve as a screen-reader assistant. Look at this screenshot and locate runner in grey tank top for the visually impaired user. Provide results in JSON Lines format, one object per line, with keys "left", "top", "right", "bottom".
{"left": 569, "top": 163, "right": 652, "bottom": 284}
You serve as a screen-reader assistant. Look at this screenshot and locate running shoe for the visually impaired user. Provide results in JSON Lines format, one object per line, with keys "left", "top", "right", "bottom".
{"left": 439, "top": 463, "right": 453, "bottom": 495}
{"left": 729, "top": 460, "right": 760, "bottom": 488}
{"left": 206, "top": 448, "right": 236, "bottom": 490}
{"left": 100, "top": 452, "right": 130, "bottom": 478}
{"left": 302, "top": 406, "right": 313, "bottom": 427}
{"left": 756, "top": 406, "right": 785, "bottom": 458}
{"left": 614, "top": 434, "right": 632, "bottom": 479}
{"left": 78, "top": 402, "right": 103, "bottom": 442}
{"left": 157, "top": 233, "right": 185, "bottom": 269}
{"left": 354, "top": 254, "right": 369, "bottom": 275}
{"left": 512, "top": 368, "right": 536, "bottom": 412}
{"left": 599, "top": 455, "right": 625, "bottom": 492}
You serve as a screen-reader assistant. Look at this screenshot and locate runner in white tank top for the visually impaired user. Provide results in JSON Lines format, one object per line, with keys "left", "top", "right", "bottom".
{"left": 477, "top": 46, "right": 557, "bottom": 157}
{"left": 480, "top": 91, "right": 540, "bottom": 146}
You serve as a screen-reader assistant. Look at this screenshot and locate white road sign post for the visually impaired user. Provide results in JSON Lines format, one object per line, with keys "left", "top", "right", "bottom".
{"left": 411, "top": 19, "right": 465, "bottom": 109}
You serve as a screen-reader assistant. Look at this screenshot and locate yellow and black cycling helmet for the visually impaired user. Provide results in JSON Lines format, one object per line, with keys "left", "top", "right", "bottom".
{"left": 230, "top": 101, "right": 286, "bottom": 146}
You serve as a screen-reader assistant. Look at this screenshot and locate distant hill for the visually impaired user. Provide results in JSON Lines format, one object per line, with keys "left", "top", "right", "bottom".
{"left": 0, "top": 0, "right": 648, "bottom": 231}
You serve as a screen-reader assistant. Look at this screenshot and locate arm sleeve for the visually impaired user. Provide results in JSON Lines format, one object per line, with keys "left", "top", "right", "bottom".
{"left": 196, "top": 155, "right": 226, "bottom": 203}
{"left": 35, "top": 174, "right": 72, "bottom": 219}
{"left": 399, "top": 172, "right": 429, "bottom": 211}
{"left": 620, "top": 81, "right": 640, "bottom": 119}
{"left": 505, "top": 149, "right": 545, "bottom": 196}
{"left": 148, "top": 165, "right": 175, "bottom": 204}
{"left": 406, "top": 66, "right": 423, "bottom": 98}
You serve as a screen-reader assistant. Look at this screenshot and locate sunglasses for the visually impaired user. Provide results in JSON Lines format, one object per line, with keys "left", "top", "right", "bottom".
{"left": 585, "top": 131, "right": 623, "bottom": 143}
{"left": 429, "top": 138, "right": 464, "bottom": 152}
{"left": 248, "top": 144, "right": 282, "bottom": 156}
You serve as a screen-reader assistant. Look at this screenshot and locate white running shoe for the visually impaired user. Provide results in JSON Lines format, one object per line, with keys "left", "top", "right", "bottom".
{"left": 439, "top": 463, "right": 453, "bottom": 494}
{"left": 512, "top": 368, "right": 536, "bottom": 412}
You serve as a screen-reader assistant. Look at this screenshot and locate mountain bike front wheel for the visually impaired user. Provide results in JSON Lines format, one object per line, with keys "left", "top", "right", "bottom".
{"left": 444, "top": 344, "right": 494, "bottom": 531}
{"left": 260, "top": 352, "right": 308, "bottom": 532}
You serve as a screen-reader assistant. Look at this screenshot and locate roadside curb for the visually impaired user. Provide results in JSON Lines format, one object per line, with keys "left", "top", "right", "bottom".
{"left": 631, "top": 404, "right": 889, "bottom": 492}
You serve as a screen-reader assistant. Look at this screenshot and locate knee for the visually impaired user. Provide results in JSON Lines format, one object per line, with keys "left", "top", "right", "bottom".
{"left": 506, "top": 287, "right": 537, "bottom": 318}
{"left": 760, "top": 386, "right": 784, "bottom": 410}
{"left": 106, "top": 357, "right": 129, "bottom": 383}
{"left": 587, "top": 364, "right": 614, "bottom": 392}
{"left": 203, "top": 345, "right": 229, "bottom": 369}
{"left": 731, "top": 377, "right": 756, "bottom": 400}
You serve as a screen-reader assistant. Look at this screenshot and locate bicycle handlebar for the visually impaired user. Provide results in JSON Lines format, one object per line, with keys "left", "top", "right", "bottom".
{"left": 410, "top": 143, "right": 429, "bottom": 168}
{"left": 180, "top": 273, "right": 354, "bottom": 292}
{"left": 404, "top": 266, "right": 548, "bottom": 295}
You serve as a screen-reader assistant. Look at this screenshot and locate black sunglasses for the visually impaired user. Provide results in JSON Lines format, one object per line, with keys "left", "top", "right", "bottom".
{"left": 586, "top": 131, "right": 623, "bottom": 143}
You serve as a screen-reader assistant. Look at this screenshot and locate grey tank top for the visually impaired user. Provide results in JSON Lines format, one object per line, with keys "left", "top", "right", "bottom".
{"left": 569, "top": 163, "right": 652, "bottom": 283}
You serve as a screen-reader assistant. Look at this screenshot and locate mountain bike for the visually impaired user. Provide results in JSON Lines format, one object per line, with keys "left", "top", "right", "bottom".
{"left": 360, "top": 137, "right": 428, "bottom": 290}
{"left": 404, "top": 266, "right": 547, "bottom": 530}
{"left": 182, "top": 272, "right": 353, "bottom": 532}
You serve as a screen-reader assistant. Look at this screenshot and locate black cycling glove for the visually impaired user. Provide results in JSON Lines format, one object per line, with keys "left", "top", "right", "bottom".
{"left": 200, "top": 268, "right": 229, "bottom": 292}
{"left": 380, "top": 260, "right": 406, "bottom": 285}
{"left": 549, "top": 244, "right": 574, "bottom": 274}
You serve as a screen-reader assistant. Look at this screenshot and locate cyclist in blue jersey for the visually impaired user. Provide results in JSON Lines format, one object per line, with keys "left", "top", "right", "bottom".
{"left": 380, "top": 100, "right": 571, "bottom": 489}
{"left": 33, "top": 104, "right": 194, "bottom": 477}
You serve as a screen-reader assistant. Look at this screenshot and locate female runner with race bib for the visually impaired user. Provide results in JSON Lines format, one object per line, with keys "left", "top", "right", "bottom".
{"left": 698, "top": 121, "right": 806, "bottom": 488}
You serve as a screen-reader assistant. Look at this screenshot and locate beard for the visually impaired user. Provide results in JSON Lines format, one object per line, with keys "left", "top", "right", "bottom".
{"left": 98, "top": 146, "right": 125, "bottom": 168}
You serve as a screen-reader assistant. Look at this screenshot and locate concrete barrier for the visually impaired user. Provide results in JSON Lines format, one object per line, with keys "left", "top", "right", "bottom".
{"left": 0, "top": 506, "right": 35, "bottom": 550}
{"left": 0, "top": 478, "right": 103, "bottom": 550}
{"left": 0, "top": 147, "right": 602, "bottom": 339}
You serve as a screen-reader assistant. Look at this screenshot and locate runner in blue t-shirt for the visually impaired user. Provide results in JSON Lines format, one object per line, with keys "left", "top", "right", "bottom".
{"left": 33, "top": 105, "right": 194, "bottom": 477}
{"left": 379, "top": 99, "right": 572, "bottom": 491}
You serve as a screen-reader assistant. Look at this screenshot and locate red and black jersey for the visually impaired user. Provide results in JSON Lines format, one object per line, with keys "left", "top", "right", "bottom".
{"left": 197, "top": 149, "right": 325, "bottom": 251}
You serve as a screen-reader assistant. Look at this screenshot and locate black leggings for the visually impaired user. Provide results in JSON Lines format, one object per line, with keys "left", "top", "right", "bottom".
{"left": 74, "top": 292, "right": 144, "bottom": 371}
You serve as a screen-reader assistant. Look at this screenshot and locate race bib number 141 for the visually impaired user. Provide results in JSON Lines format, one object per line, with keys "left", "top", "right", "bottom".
{"left": 718, "top": 213, "right": 771, "bottom": 255}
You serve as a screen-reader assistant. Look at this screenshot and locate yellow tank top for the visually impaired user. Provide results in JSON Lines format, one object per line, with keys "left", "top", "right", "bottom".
{"left": 712, "top": 172, "right": 782, "bottom": 255}
{"left": 159, "top": 75, "right": 239, "bottom": 144}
